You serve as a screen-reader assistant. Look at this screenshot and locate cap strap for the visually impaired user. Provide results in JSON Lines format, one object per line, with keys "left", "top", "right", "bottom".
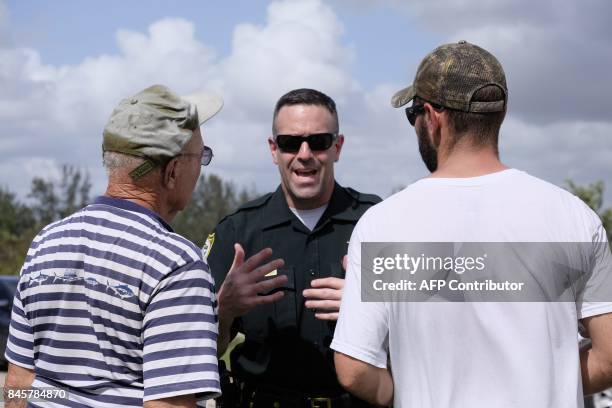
{"left": 129, "top": 159, "right": 158, "bottom": 180}
{"left": 466, "top": 83, "right": 507, "bottom": 113}
{"left": 470, "top": 100, "right": 506, "bottom": 113}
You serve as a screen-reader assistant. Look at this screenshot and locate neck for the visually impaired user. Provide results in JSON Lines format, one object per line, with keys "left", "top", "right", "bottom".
{"left": 282, "top": 183, "right": 334, "bottom": 210}
{"left": 105, "top": 183, "right": 174, "bottom": 223}
{"left": 432, "top": 137, "right": 507, "bottom": 178}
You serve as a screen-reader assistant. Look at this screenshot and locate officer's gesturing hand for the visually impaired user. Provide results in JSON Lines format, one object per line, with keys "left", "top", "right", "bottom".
{"left": 302, "top": 255, "right": 347, "bottom": 321}
{"left": 217, "top": 243, "right": 286, "bottom": 355}
{"left": 219, "top": 243, "right": 287, "bottom": 319}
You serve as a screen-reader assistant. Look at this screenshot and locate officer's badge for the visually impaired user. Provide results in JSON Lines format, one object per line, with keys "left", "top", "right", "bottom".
{"left": 202, "top": 233, "right": 215, "bottom": 259}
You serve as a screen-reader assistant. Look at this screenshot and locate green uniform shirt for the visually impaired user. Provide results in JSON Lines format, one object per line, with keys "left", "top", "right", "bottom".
{"left": 207, "top": 183, "right": 380, "bottom": 394}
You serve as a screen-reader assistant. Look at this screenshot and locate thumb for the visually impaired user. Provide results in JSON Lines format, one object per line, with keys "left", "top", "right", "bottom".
{"left": 342, "top": 255, "right": 348, "bottom": 272}
{"left": 229, "top": 243, "right": 245, "bottom": 273}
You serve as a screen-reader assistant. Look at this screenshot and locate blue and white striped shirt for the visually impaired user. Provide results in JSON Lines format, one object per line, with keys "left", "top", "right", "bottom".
{"left": 6, "top": 196, "right": 220, "bottom": 407}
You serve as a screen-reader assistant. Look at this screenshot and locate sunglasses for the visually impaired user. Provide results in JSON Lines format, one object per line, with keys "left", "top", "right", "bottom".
{"left": 178, "top": 145, "right": 214, "bottom": 166}
{"left": 405, "top": 104, "right": 425, "bottom": 126}
{"left": 405, "top": 101, "right": 446, "bottom": 126}
{"left": 274, "top": 133, "right": 337, "bottom": 153}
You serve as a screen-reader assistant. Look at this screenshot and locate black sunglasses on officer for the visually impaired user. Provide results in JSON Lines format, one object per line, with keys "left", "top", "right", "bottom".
{"left": 274, "top": 133, "right": 337, "bottom": 153}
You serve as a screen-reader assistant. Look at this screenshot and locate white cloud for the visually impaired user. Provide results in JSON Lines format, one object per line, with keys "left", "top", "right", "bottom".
{"left": 358, "top": 0, "right": 612, "bottom": 124}
{"left": 220, "top": 0, "right": 356, "bottom": 120}
{"left": 0, "top": 157, "right": 63, "bottom": 199}
{"left": 0, "top": 0, "right": 610, "bottom": 208}
{"left": 332, "top": 0, "right": 612, "bottom": 201}
{"left": 0, "top": 0, "right": 360, "bottom": 199}
{"left": 500, "top": 118, "right": 612, "bottom": 191}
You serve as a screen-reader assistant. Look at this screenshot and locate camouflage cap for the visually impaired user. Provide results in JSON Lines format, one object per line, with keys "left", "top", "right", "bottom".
{"left": 102, "top": 84, "right": 223, "bottom": 179}
{"left": 391, "top": 41, "right": 507, "bottom": 113}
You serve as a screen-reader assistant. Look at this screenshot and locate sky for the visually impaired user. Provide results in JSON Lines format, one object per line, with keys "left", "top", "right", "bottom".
{"left": 1, "top": 0, "right": 611, "bottom": 207}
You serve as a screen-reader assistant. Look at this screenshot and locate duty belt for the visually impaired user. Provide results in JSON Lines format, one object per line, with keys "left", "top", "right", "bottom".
{"left": 242, "top": 386, "right": 356, "bottom": 408}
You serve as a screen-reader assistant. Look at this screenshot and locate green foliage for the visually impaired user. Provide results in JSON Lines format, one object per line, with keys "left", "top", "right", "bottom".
{"left": 0, "top": 168, "right": 253, "bottom": 275}
{"left": 0, "top": 188, "right": 35, "bottom": 237}
{"left": 0, "top": 188, "right": 37, "bottom": 275}
{"left": 29, "top": 165, "right": 91, "bottom": 225}
{"left": 565, "top": 180, "right": 612, "bottom": 243}
{"left": 565, "top": 180, "right": 604, "bottom": 213}
{"left": 172, "top": 173, "right": 257, "bottom": 247}
{"left": 0, "top": 166, "right": 91, "bottom": 275}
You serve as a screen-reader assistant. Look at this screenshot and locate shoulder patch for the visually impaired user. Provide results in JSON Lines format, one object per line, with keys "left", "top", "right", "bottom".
{"left": 202, "top": 233, "right": 215, "bottom": 258}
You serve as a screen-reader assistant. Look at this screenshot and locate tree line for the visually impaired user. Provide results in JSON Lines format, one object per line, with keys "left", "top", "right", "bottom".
{"left": 0, "top": 166, "right": 256, "bottom": 275}
{"left": 0, "top": 166, "right": 610, "bottom": 275}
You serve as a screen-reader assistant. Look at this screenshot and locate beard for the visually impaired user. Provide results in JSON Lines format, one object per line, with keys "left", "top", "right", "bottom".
{"left": 416, "top": 121, "right": 438, "bottom": 172}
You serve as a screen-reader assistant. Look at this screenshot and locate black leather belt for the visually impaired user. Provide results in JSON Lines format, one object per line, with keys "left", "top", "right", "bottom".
{"left": 242, "top": 386, "right": 356, "bottom": 408}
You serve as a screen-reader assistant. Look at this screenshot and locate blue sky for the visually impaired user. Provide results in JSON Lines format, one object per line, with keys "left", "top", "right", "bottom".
{"left": 7, "top": 1, "right": 270, "bottom": 65}
{"left": 1, "top": 0, "right": 611, "bottom": 206}
{"left": 5, "top": 1, "right": 431, "bottom": 88}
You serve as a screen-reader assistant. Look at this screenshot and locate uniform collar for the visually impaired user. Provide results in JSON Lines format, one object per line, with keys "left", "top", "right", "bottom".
{"left": 323, "top": 183, "right": 363, "bottom": 223}
{"left": 261, "top": 186, "right": 297, "bottom": 230}
{"left": 260, "top": 183, "right": 361, "bottom": 230}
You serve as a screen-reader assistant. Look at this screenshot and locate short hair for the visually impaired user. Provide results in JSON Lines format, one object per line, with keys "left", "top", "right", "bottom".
{"left": 272, "top": 88, "right": 339, "bottom": 135}
{"left": 418, "top": 85, "right": 506, "bottom": 152}
{"left": 102, "top": 151, "right": 146, "bottom": 178}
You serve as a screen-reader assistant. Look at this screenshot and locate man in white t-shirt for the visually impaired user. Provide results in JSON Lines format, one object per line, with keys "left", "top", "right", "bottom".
{"left": 331, "top": 41, "right": 612, "bottom": 407}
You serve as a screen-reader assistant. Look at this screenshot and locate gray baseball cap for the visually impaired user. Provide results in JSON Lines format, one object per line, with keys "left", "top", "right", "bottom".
{"left": 103, "top": 84, "right": 223, "bottom": 179}
{"left": 391, "top": 41, "right": 507, "bottom": 113}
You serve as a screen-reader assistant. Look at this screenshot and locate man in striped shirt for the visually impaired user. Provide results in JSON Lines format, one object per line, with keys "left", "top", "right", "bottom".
{"left": 4, "top": 85, "right": 223, "bottom": 407}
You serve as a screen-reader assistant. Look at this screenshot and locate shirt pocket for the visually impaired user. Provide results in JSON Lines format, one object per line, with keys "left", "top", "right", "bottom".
{"left": 272, "top": 266, "right": 297, "bottom": 330}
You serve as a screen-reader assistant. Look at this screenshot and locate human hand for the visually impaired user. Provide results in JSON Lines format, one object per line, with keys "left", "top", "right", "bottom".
{"left": 303, "top": 276, "right": 345, "bottom": 321}
{"left": 218, "top": 243, "right": 287, "bottom": 321}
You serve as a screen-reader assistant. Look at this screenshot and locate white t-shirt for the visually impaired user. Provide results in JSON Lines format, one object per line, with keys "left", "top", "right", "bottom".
{"left": 290, "top": 204, "right": 328, "bottom": 231}
{"left": 331, "top": 169, "right": 612, "bottom": 408}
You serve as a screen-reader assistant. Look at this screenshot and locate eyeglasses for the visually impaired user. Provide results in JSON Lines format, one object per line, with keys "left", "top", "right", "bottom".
{"left": 274, "top": 133, "right": 337, "bottom": 153}
{"left": 405, "top": 104, "right": 425, "bottom": 126}
{"left": 178, "top": 145, "right": 213, "bottom": 166}
{"left": 405, "top": 101, "right": 446, "bottom": 126}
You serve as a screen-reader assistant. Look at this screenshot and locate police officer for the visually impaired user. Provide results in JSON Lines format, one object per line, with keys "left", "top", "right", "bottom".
{"left": 207, "top": 89, "right": 381, "bottom": 407}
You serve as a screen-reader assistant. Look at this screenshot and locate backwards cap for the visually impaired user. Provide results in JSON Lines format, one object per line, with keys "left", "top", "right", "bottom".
{"left": 103, "top": 84, "right": 223, "bottom": 179}
{"left": 391, "top": 41, "right": 507, "bottom": 113}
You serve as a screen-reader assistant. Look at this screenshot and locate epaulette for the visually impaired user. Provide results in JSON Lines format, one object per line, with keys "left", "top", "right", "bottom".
{"left": 345, "top": 187, "right": 382, "bottom": 205}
